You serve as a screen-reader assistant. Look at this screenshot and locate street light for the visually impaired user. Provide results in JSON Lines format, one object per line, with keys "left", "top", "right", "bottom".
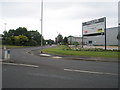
{"left": 41, "top": 0, "right": 43, "bottom": 46}
{"left": 4, "top": 23, "right": 7, "bottom": 31}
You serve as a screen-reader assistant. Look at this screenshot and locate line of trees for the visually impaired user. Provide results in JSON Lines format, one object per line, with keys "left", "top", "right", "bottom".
{"left": 2, "top": 27, "right": 45, "bottom": 46}
{"left": 1, "top": 27, "right": 70, "bottom": 46}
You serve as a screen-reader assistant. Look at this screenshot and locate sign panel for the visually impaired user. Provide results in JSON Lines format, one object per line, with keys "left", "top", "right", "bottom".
{"left": 82, "top": 17, "right": 105, "bottom": 36}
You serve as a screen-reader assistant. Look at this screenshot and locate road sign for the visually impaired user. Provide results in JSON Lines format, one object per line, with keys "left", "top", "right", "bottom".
{"left": 82, "top": 17, "right": 106, "bottom": 50}
{"left": 82, "top": 17, "right": 106, "bottom": 36}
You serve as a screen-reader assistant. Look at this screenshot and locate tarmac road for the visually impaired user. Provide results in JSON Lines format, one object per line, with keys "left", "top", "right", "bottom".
{"left": 2, "top": 46, "right": 119, "bottom": 88}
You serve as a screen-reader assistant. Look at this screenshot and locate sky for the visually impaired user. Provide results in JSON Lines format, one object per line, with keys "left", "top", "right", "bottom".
{"left": 0, "top": 0, "right": 119, "bottom": 40}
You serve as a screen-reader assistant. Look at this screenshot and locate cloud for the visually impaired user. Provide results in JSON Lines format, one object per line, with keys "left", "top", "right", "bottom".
{"left": 1, "top": 2, "right": 40, "bottom": 19}
{"left": 62, "top": 2, "right": 117, "bottom": 19}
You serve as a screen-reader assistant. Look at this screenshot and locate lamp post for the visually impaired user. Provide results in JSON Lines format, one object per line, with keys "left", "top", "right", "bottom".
{"left": 4, "top": 23, "right": 7, "bottom": 31}
{"left": 41, "top": 0, "right": 43, "bottom": 46}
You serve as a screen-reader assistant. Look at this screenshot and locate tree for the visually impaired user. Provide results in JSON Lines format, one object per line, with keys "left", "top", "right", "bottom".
{"left": 2, "top": 31, "right": 8, "bottom": 40}
{"left": 15, "top": 27, "right": 28, "bottom": 36}
{"left": 25, "top": 40, "right": 38, "bottom": 46}
{"left": 5, "top": 36, "right": 14, "bottom": 45}
{"left": 8, "top": 29, "right": 15, "bottom": 36}
{"left": 63, "top": 37, "right": 68, "bottom": 45}
{"left": 19, "top": 35, "right": 29, "bottom": 46}
{"left": 57, "top": 34, "right": 63, "bottom": 44}
{"left": 28, "top": 31, "right": 42, "bottom": 45}
{"left": 2, "top": 27, "right": 45, "bottom": 46}
{"left": 14, "top": 35, "right": 28, "bottom": 46}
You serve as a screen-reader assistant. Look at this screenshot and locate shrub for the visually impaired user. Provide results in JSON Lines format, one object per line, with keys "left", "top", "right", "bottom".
{"left": 74, "top": 42, "right": 79, "bottom": 47}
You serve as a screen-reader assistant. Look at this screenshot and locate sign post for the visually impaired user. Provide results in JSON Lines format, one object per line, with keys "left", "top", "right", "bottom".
{"left": 104, "top": 17, "right": 107, "bottom": 50}
{"left": 82, "top": 23, "right": 83, "bottom": 48}
{"left": 82, "top": 17, "right": 106, "bottom": 50}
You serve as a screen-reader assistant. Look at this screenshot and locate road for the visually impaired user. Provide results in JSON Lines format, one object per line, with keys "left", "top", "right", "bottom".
{"left": 2, "top": 46, "right": 118, "bottom": 88}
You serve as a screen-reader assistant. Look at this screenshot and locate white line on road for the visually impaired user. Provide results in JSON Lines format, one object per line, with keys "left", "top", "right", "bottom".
{"left": 64, "top": 69, "right": 118, "bottom": 76}
{"left": 2, "top": 62, "right": 39, "bottom": 68}
{"left": 40, "top": 54, "right": 51, "bottom": 57}
{"left": 52, "top": 56, "right": 62, "bottom": 59}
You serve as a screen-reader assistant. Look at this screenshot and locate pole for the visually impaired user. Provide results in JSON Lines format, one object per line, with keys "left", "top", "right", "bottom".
{"left": 41, "top": 0, "right": 43, "bottom": 46}
{"left": 104, "top": 17, "right": 107, "bottom": 50}
{"left": 4, "top": 23, "right": 7, "bottom": 31}
{"left": 82, "top": 23, "right": 83, "bottom": 48}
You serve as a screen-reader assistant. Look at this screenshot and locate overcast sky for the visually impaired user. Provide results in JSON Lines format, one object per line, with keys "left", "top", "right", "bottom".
{"left": 0, "top": 0, "right": 119, "bottom": 40}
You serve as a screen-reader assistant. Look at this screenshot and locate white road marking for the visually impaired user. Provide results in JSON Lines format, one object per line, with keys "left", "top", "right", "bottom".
{"left": 64, "top": 69, "right": 118, "bottom": 76}
{"left": 52, "top": 56, "right": 62, "bottom": 59}
{"left": 2, "top": 62, "right": 39, "bottom": 68}
{"left": 40, "top": 54, "right": 51, "bottom": 57}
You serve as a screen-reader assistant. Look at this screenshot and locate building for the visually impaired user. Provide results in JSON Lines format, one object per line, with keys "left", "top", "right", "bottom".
{"left": 68, "top": 36, "right": 85, "bottom": 45}
{"left": 68, "top": 27, "right": 118, "bottom": 46}
{"left": 84, "top": 27, "right": 118, "bottom": 46}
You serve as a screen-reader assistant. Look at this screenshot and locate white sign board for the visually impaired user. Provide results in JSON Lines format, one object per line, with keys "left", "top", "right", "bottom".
{"left": 82, "top": 17, "right": 106, "bottom": 36}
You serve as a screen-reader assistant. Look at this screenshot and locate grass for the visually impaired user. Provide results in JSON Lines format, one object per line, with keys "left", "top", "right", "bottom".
{"left": 0, "top": 45, "right": 30, "bottom": 49}
{"left": 42, "top": 45, "right": 119, "bottom": 58}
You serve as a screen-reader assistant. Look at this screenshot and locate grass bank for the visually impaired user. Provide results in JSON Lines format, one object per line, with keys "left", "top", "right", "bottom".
{"left": 42, "top": 45, "right": 118, "bottom": 58}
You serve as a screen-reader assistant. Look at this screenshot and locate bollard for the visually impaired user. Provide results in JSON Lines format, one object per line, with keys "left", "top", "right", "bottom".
{"left": 3, "top": 46, "right": 10, "bottom": 60}
{"left": 3, "top": 46, "right": 7, "bottom": 60}
{"left": 4, "top": 49, "right": 8, "bottom": 60}
{"left": 7, "top": 49, "right": 10, "bottom": 60}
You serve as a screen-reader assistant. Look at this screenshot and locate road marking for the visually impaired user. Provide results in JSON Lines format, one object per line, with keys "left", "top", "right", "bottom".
{"left": 52, "top": 56, "right": 62, "bottom": 59}
{"left": 64, "top": 69, "right": 118, "bottom": 76}
{"left": 40, "top": 54, "right": 51, "bottom": 57}
{"left": 2, "top": 62, "right": 39, "bottom": 68}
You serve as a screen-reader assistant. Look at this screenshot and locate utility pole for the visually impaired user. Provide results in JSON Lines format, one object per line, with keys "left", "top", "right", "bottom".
{"left": 56, "top": 32, "right": 59, "bottom": 45}
{"left": 82, "top": 23, "right": 83, "bottom": 48}
{"left": 104, "top": 17, "right": 107, "bottom": 50}
{"left": 4, "top": 23, "right": 7, "bottom": 31}
{"left": 41, "top": 0, "right": 43, "bottom": 46}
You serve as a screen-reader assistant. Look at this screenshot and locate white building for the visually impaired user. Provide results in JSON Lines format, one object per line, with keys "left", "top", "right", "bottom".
{"left": 67, "top": 36, "right": 82, "bottom": 45}
{"left": 67, "top": 36, "right": 87, "bottom": 45}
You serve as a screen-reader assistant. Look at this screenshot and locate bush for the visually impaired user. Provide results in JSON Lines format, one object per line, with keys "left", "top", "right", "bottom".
{"left": 74, "top": 42, "right": 79, "bottom": 47}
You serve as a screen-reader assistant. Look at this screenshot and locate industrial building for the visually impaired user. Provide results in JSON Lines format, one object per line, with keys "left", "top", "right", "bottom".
{"left": 67, "top": 36, "right": 83, "bottom": 45}
{"left": 68, "top": 27, "right": 118, "bottom": 46}
{"left": 84, "top": 27, "right": 118, "bottom": 46}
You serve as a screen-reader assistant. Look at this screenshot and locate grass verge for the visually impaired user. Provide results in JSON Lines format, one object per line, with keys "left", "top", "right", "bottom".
{"left": 42, "top": 45, "right": 118, "bottom": 58}
{"left": 0, "top": 45, "right": 30, "bottom": 49}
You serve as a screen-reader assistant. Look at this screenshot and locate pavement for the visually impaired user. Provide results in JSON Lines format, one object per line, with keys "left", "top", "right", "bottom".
{"left": 30, "top": 49, "right": 118, "bottom": 63}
